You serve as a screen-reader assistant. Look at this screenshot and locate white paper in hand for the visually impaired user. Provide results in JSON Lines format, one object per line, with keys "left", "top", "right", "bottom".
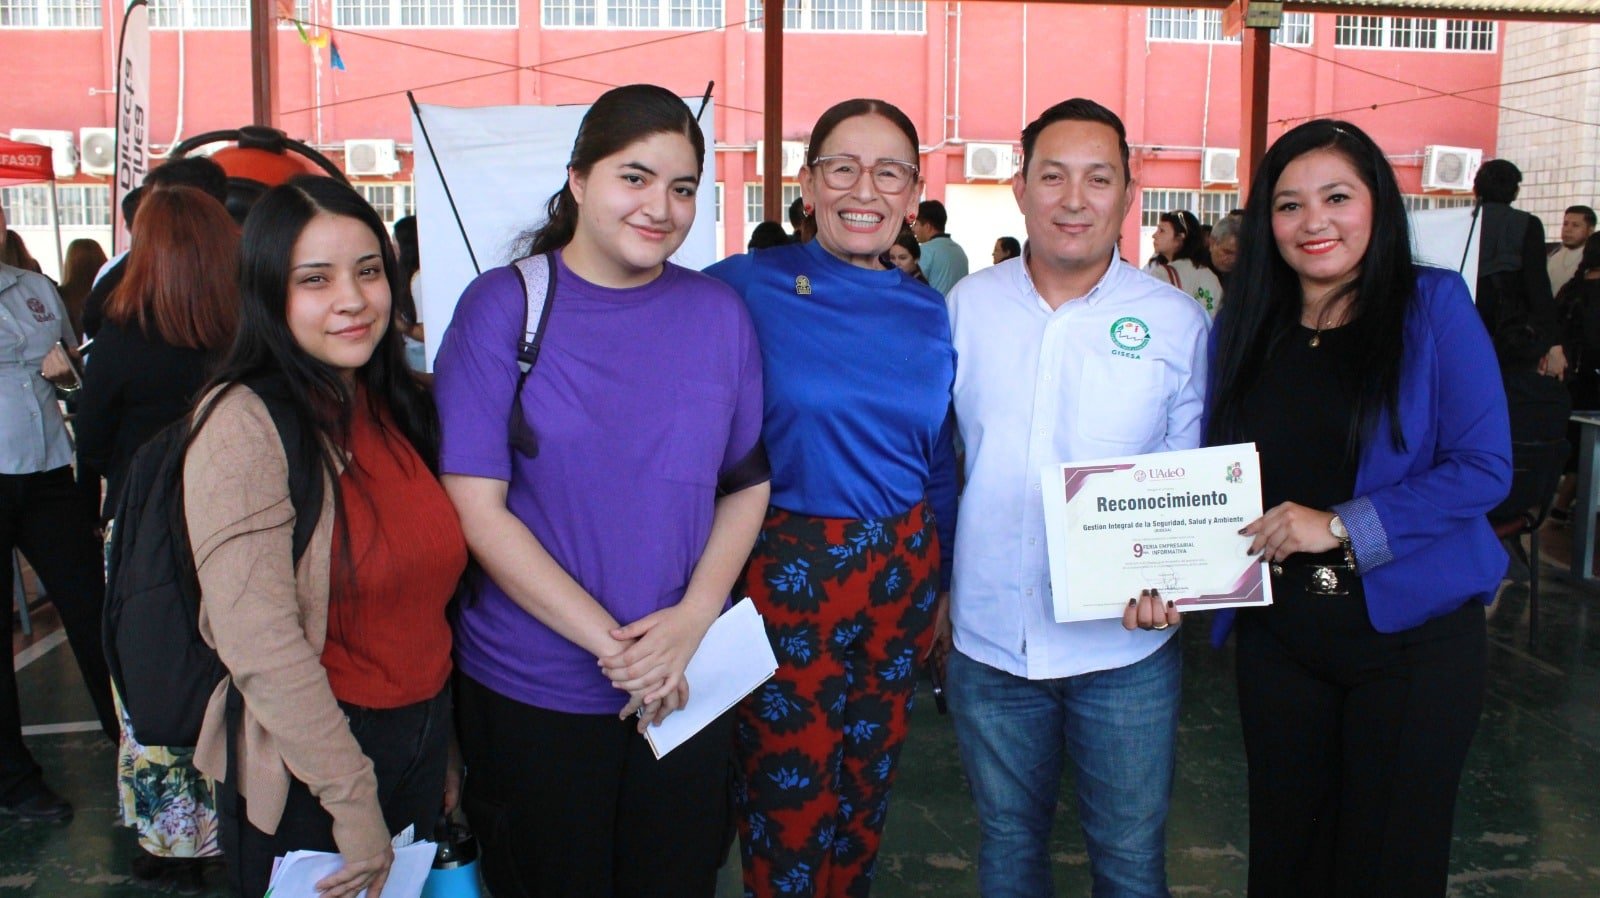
{"left": 265, "top": 839, "right": 435, "bottom": 898}
{"left": 644, "top": 598, "right": 778, "bottom": 759}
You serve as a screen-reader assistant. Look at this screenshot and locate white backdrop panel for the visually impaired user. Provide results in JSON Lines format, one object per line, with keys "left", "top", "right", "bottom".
{"left": 1409, "top": 205, "right": 1481, "bottom": 302}
{"left": 411, "top": 100, "right": 717, "bottom": 369}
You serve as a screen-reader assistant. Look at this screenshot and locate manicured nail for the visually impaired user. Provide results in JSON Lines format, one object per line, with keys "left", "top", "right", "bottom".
{"left": 1128, "top": 598, "right": 1138, "bottom": 606}
{"left": 1166, "top": 600, "right": 1175, "bottom": 609}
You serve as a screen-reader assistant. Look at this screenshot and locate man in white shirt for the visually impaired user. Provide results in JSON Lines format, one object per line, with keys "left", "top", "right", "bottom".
{"left": 1548, "top": 204, "right": 1595, "bottom": 293}
{"left": 940, "top": 97, "right": 1210, "bottom": 898}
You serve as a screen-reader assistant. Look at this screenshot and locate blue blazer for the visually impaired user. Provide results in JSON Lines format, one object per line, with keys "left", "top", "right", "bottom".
{"left": 1213, "top": 266, "right": 1511, "bottom": 640}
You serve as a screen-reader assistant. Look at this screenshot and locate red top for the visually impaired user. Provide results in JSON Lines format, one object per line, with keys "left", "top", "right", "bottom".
{"left": 322, "top": 400, "right": 466, "bottom": 709}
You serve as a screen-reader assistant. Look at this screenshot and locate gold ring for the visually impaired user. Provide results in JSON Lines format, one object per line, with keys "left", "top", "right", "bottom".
{"left": 1152, "top": 622, "right": 1170, "bottom": 630}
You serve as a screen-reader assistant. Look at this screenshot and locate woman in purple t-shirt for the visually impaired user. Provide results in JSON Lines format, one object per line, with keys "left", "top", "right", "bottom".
{"left": 433, "top": 84, "right": 770, "bottom": 897}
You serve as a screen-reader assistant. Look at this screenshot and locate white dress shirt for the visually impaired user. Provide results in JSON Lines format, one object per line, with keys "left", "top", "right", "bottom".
{"left": 1549, "top": 245, "right": 1582, "bottom": 295}
{"left": 947, "top": 254, "right": 1211, "bottom": 680}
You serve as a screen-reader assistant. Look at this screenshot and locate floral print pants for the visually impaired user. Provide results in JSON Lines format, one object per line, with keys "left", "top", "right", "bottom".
{"left": 735, "top": 502, "right": 939, "bottom": 898}
{"left": 107, "top": 520, "right": 220, "bottom": 858}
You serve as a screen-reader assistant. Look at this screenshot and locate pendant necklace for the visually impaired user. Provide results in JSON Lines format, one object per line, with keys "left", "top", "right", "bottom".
{"left": 1308, "top": 302, "right": 1340, "bottom": 348}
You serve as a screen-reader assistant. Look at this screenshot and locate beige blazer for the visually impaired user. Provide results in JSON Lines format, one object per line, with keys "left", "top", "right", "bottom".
{"left": 184, "top": 385, "right": 389, "bottom": 862}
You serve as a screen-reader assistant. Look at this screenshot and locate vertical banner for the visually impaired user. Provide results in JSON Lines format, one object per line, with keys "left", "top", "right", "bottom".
{"left": 113, "top": 0, "right": 150, "bottom": 254}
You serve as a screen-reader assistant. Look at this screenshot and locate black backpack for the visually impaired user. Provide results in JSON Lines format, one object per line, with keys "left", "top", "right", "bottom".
{"left": 103, "top": 377, "right": 324, "bottom": 748}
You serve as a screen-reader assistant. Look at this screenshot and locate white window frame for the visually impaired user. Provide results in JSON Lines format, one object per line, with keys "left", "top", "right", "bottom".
{"left": 1196, "top": 191, "right": 1240, "bottom": 226}
{"left": 1141, "top": 190, "right": 1238, "bottom": 232}
{"left": 0, "top": 185, "right": 112, "bottom": 228}
{"left": 747, "top": 0, "right": 922, "bottom": 34}
{"left": 1333, "top": 15, "right": 1496, "bottom": 53}
{"left": 355, "top": 183, "right": 414, "bottom": 226}
{"left": 148, "top": 0, "right": 249, "bottom": 29}
{"left": 0, "top": 0, "right": 101, "bottom": 27}
{"left": 1403, "top": 194, "right": 1475, "bottom": 212}
{"left": 744, "top": 183, "right": 804, "bottom": 225}
{"left": 1146, "top": 8, "right": 1311, "bottom": 46}
{"left": 277, "top": 0, "right": 312, "bottom": 28}
{"left": 1140, "top": 189, "right": 1196, "bottom": 229}
{"left": 544, "top": 0, "right": 718, "bottom": 29}
{"left": 335, "top": 0, "right": 516, "bottom": 28}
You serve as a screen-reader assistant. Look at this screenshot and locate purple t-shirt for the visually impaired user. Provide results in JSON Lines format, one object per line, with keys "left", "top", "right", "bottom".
{"left": 434, "top": 253, "right": 764, "bottom": 714}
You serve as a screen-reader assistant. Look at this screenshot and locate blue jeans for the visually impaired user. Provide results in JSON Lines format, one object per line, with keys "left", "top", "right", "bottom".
{"left": 947, "top": 637, "right": 1181, "bottom": 898}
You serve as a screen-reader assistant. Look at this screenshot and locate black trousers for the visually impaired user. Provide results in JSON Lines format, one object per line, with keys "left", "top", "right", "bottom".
{"left": 1235, "top": 588, "right": 1485, "bottom": 898}
{"left": 219, "top": 687, "right": 451, "bottom": 898}
{"left": 456, "top": 671, "right": 735, "bottom": 898}
{"left": 0, "top": 466, "right": 117, "bottom": 801}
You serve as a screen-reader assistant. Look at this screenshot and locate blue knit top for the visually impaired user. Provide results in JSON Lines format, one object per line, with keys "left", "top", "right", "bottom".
{"left": 706, "top": 239, "right": 959, "bottom": 587}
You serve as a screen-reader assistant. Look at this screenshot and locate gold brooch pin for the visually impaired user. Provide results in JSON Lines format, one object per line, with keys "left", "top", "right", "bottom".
{"left": 795, "top": 275, "right": 812, "bottom": 296}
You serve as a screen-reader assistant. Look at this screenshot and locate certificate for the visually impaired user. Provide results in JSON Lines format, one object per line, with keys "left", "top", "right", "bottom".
{"left": 1041, "top": 443, "right": 1273, "bottom": 622}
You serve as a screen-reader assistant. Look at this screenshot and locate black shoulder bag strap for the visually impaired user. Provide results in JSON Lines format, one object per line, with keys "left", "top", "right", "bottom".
{"left": 509, "top": 253, "right": 556, "bottom": 458}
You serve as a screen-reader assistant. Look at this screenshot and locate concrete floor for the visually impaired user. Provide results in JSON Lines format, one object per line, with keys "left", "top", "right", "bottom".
{"left": 7, "top": 526, "right": 1600, "bottom": 897}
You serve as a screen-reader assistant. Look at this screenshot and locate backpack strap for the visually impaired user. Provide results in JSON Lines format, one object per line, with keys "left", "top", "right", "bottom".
{"left": 508, "top": 253, "right": 556, "bottom": 458}
{"left": 243, "top": 376, "right": 325, "bottom": 564}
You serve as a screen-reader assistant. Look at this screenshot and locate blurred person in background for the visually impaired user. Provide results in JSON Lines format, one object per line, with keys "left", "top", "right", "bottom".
{"left": 75, "top": 184, "right": 240, "bottom": 891}
{"left": 84, "top": 157, "right": 229, "bottom": 340}
{"left": 0, "top": 229, "right": 43, "bottom": 275}
{"left": 748, "top": 221, "right": 792, "bottom": 251}
{"left": 1548, "top": 205, "right": 1595, "bottom": 293}
{"left": 913, "top": 199, "right": 969, "bottom": 295}
{"left": 391, "top": 215, "right": 426, "bottom": 372}
{"left": 887, "top": 227, "right": 930, "bottom": 283}
{"left": 1209, "top": 210, "right": 1242, "bottom": 283}
{"left": 1145, "top": 208, "right": 1224, "bottom": 316}
{"left": 56, "top": 239, "right": 107, "bottom": 341}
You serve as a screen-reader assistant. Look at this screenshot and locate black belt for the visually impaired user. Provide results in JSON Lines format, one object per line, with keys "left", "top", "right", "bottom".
{"left": 1269, "top": 559, "right": 1358, "bottom": 596}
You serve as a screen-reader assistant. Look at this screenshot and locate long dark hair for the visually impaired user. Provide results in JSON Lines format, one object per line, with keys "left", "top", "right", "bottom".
{"left": 195, "top": 176, "right": 438, "bottom": 485}
{"left": 516, "top": 84, "right": 706, "bottom": 259}
{"left": 1206, "top": 119, "right": 1414, "bottom": 457}
{"left": 1155, "top": 210, "right": 1206, "bottom": 265}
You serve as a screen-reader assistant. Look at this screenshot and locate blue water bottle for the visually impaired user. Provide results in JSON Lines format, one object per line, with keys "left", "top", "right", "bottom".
{"left": 420, "top": 815, "right": 483, "bottom": 898}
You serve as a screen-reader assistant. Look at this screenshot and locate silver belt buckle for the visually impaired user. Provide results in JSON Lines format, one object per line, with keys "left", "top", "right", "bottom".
{"left": 1267, "top": 563, "right": 1346, "bottom": 596}
{"left": 1309, "top": 565, "right": 1342, "bottom": 596}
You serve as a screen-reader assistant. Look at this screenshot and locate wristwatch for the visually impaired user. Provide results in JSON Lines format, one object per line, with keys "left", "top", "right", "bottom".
{"left": 1329, "top": 514, "right": 1356, "bottom": 569}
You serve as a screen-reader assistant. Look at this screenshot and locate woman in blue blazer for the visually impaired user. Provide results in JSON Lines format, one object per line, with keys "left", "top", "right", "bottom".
{"left": 1206, "top": 119, "right": 1511, "bottom": 898}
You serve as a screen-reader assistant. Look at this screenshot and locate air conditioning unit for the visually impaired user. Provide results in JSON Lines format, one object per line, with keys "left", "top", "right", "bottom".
{"left": 79, "top": 128, "right": 117, "bottom": 177}
{"left": 964, "top": 142, "right": 1018, "bottom": 180}
{"left": 1202, "top": 148, "right": 1240, "bottom": 185}
{"left": 1421, "top": 145, "right": 1482, "bottom": 192}
{"left": 755, "top": 140, "right": 807, "bottom": 178}
{"left": 9, "top": 129, "right": 77, "bottom": 179}
{"left": 344, "top": 139, "right": 400, "bottom": 177}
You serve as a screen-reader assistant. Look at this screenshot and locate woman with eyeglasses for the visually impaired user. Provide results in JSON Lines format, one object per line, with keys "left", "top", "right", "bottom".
{"left": 705, "top": 98, "right": 957, "bottom": 898}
